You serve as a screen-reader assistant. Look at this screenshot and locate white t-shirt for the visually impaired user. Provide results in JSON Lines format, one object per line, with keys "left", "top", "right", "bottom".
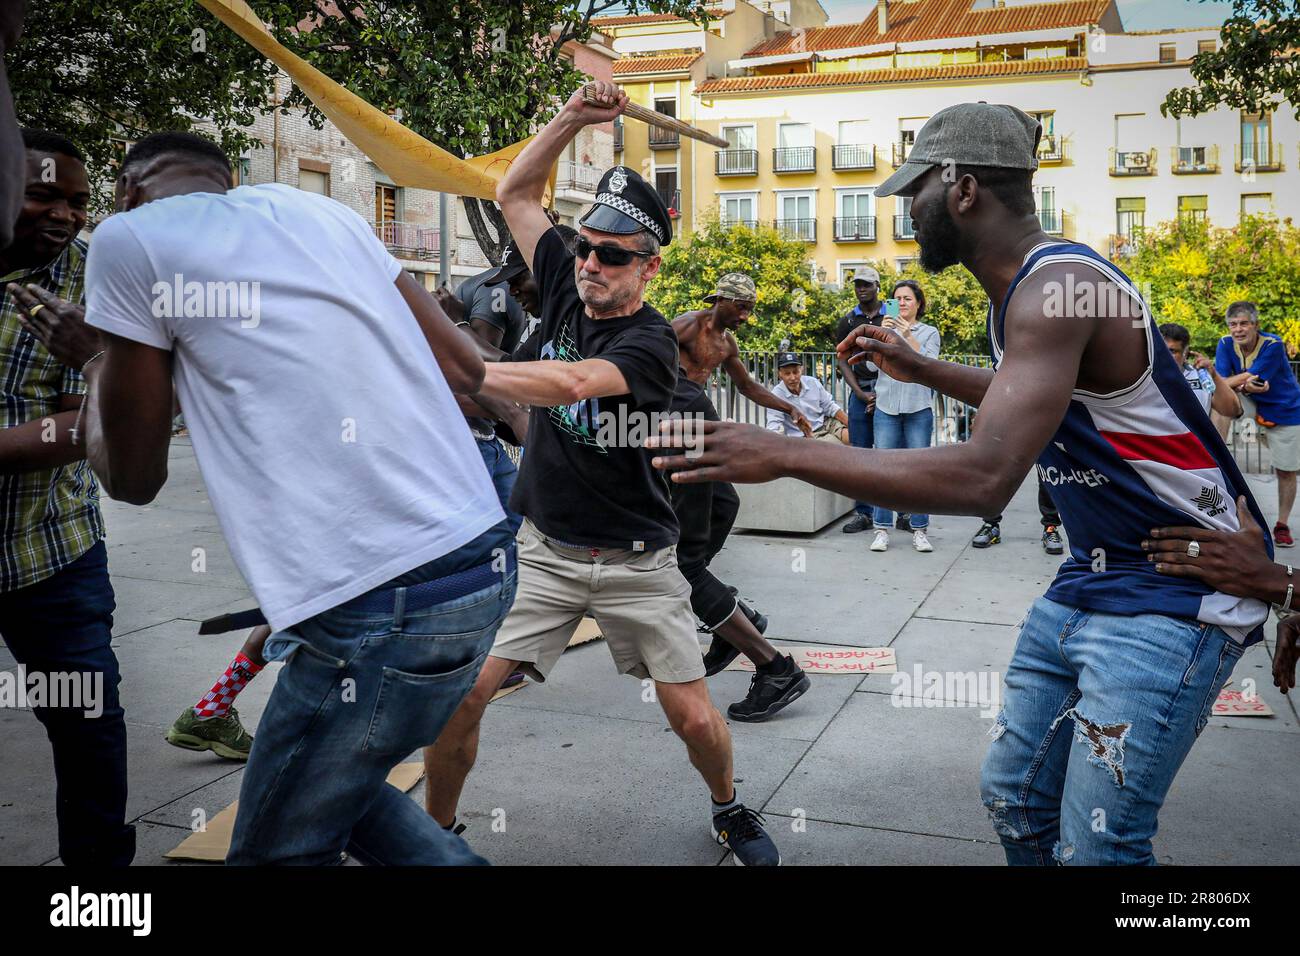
{"left": 85, "top": 184, "right": 503, "bottom": 631}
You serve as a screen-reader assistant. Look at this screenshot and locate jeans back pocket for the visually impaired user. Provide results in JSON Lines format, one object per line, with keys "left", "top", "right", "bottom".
{"left": 362, "top": 650, "right": 488, "bottom": 756}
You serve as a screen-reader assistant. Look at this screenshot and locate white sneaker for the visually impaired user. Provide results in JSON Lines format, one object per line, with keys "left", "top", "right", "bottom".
{"left": 870, "top": 529, "right": 889, "bottom": 552}
{"left": 913, "top": 530, "right": 933, "bottom": 553}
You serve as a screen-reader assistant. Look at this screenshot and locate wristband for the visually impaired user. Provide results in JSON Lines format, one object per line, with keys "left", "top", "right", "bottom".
{"left": 1273, "top": 564, "right": 1294, "bottom": 619}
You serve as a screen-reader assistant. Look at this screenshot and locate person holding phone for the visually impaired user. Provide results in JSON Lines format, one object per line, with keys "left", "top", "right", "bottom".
{"left": 868, "top": 280, "right": 941, "bottom": 553}
{"left": 1214, "top": 301, "right": 1300, "bottom": 548}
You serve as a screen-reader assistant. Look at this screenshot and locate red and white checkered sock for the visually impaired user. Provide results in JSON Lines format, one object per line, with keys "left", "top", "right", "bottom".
{"left": 193, "top": 652, "right": 263, "bottom": 720}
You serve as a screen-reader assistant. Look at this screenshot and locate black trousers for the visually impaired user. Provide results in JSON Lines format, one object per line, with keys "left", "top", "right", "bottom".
{"left": 669, "top": 378, "right": 743, "bottom": 629}
{"left": 985, "top": 474, "right": 1062, "bottom": 529}
{"left": 0, "top": 540, "right": 134, "bottom": 865}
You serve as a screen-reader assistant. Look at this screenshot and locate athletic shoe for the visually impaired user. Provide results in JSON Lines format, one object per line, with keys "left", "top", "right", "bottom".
{"left": 713, "top": 804, "right": 781, "bottom": 866}
{"left": 913, "top": 530, "right": 933, "bottom": 553}
{"left": 703, "top": 638, "right": 741, "bottom": 676}
{"left": 727, "top": 655, "right": 810, "bottom": 722}
{"left": 895, "top": 514, "right": 911, "bottom": 531}
{"left": 166, "top": 706, "right": 253, "bottom": 760}
{"left": 842, "top": 514, "right": 872, "bottom": 534}
{"left": 501, "top": 669, "right": 527, "bottom": 689}
{"left": 870, "top": 529, "right": 889, "bottom": 552}
{"left": 971, "top": 522, "right": 1001, "bottom": 548}
{"left": 1042, "top": 525, "right": 1065, "bottom": 555}
{"left": 1276, "top": 523, "right": 1295, "bottom": 548}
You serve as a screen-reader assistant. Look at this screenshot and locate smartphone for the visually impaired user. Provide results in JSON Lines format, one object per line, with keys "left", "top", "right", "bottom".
{"left": 884, "top": 298, "right": 900, "bottom": 320}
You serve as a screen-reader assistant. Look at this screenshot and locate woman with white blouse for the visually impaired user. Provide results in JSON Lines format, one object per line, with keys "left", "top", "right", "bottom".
{"left": 868, "top": 280, "right": 942, "bottom": 553}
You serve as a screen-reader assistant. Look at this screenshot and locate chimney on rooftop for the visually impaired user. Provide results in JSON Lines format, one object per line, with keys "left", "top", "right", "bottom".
{"left": 877, "top": 0, "right": 889, "bottom": 34}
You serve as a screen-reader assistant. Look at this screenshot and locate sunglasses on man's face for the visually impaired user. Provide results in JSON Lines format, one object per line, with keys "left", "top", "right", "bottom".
{"left": 566, "top": 234, "right": 653, "bottom": 268}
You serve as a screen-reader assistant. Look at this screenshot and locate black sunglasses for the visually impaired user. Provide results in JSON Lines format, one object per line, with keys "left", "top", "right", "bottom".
{"left": 566, "top": 234, "right": 653, "bottom": 267}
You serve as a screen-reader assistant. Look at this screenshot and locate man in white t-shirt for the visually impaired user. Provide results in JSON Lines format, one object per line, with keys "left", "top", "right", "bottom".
{"left": 81, "top": 132, "right": 516, "bottom": 866}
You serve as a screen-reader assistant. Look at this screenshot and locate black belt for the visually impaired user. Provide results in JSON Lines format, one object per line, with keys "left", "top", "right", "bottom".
{"left": 197, "top": 552, "right": 516, "bottom": 634}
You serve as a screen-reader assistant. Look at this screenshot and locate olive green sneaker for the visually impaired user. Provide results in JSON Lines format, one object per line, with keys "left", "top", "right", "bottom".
{"left": 165, "top": 706, "right": 253, "bottom": 760}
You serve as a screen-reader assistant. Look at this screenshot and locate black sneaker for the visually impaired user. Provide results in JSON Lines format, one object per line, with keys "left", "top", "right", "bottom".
{"left": 1042, "top": 525, "right": 1065, "bottom": 555}
{"left": 727, "top": 655, "right": 810, "bottom": 722}
{"left": 842, "top": 513, "right": 872, "bottom": 534}
{"left": 702, "top": 637, "right": 741, "bottom": 676}
{"left": 971, "top": 522, "right": 1001, "bottom": 548}
{"left": 713, "top": 804, "right": 780, "bottom": 866}
{"left": 895, "top": 513, "right": 911, "bottom": 531}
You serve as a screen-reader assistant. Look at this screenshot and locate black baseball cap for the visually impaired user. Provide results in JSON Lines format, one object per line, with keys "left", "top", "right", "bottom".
{"left": 777, "top": 351, "right": 802, "bottom": 368}
{"left": 481, "top": 224, "right": 578, "bottom": 285}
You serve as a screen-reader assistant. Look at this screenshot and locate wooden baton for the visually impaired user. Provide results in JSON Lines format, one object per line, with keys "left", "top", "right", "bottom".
{"left": 582, "top": 83, "right": 729, "bottom": 149}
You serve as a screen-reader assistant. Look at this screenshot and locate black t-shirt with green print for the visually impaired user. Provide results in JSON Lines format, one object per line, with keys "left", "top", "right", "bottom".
{"left": 505, "top": 227, "right": 680, "bottom": 550}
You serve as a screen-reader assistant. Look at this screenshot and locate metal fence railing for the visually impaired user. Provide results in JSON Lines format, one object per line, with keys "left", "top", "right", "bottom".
{"left": 705, "top": 351, "right": 1297, "bottom": 475}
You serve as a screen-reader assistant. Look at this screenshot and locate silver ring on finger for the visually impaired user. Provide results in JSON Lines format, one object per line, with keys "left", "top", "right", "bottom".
{"left": 1187, "top": 541, "right": 1201, "bottom": 559}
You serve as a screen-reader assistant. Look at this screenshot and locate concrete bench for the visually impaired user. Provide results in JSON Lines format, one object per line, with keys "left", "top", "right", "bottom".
{"left": 732, "top": 475, "right": 855, "bottom": 534}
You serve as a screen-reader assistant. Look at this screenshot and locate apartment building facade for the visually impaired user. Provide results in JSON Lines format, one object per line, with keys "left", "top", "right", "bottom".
{"left": 603, "top": 0, "right": 1297, "bottom": 284}
{"left": 214, "top": 33, "right": 616, "bottom": 291}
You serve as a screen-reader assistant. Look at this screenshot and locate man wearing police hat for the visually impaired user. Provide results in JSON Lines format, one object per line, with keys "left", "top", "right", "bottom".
{"left": 425, "top": 81, "right": 780, "bottom": 865}
{"left": 650, "top": 102, "right": 1270, "bottom": 866}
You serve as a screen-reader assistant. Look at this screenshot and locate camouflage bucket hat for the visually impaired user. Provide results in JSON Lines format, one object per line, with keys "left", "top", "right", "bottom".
{"left": 704, "top": 272, "right": 757, "bottom": 304}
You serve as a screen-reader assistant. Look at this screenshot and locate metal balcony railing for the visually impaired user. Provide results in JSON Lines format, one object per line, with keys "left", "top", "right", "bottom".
{"left": 1171, "top": 144, "right": 1219, "bottom": 174}
{"left": 557, "top": 160, "right": 600, "bottom": 194}
{"left": 659, "top": 188, "right": 681, "bottom": 218}
{"left": 773, "top": 145, "right": 816, "bottom": 173}
{"left": 1109, "top": 147, "right": 1157, "bottom": 175}
{"left": 716, "top": 149, "right": 759, "bottom": 175}
{"left": 832, "top": 144, "right": 875, "bottom": 170}
{"left": 893, "top": 214, "right": 915, "bottom": 240}
{"left": 891, "top": 141, "right": 912, "bottom": 167}
{"left": 833, "top": 216, "right": 876, "bottom": 241}
{"left": 774, "top": 217, "right": 816, "bottom": 242}
{"left": 649, "top": 125, "right": 680, "bottom": 149}
{"left": 372, "top": 220, "right": 440, "bottom": 260}
{"left": 1038, "top": 208, "right": 1063, "bottom": 235}
{"left": 1037, "top": 134, "right": 1064, "bottom": 163}
{"left": 1235, "top": 141, "right": 1284, "bottom": 172}
{"left": 721, "top": 218, "right": 758, "bottom": 230}
{"left": 1107, "top": 232, "right": 1142, "bottom": 260}
{"left": 613, "top": 122, "right": 623, "bottom": 152}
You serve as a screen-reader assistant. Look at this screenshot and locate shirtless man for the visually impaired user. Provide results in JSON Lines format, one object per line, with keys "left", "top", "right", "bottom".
{"left": 669, "top": 272, "right": 813, "bottom": 722}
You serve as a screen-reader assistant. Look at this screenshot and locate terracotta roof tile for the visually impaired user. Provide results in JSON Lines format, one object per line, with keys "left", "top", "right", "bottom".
{"left": 594, "top": 7, "right": 729, "bottom": 28}
{"left": 613, "top": 52, "right": 703, "bottom": 75}
{"left": 694, "top": 55, "right": 1088, "bottom": 93}
{"left": 743, "top": 0, "right": 1112, "bottom": 57}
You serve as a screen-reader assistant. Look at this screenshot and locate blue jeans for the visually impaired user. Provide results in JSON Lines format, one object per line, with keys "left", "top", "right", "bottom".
{"left": 847, "top": 391, "right": 875, "bottom": 516}
{"left": 0, "top": 540, "right": 134, "bottom": 865}
{"left": 227, "top": 538, "right": 517, "bottom": 866}
{"left": 980, "top": 596, "right": 1244, "bottom": 865}
{"left": 477, "top": 437, "right": 521, "bottom": 537}
{"left": 871, "top": 407, "right": 933, "bottom": 530}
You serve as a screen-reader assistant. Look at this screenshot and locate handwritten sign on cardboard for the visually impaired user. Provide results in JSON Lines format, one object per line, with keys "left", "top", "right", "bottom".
{"left": 1212, "top": 688, "right": 1274, "bottom": 717}
{"left": 723, "top": 645, "right": 896, "bottom": 674}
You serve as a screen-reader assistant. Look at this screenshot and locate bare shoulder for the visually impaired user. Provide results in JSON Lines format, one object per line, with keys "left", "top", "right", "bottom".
{"left": 671, "top": 309, "right": 705, "bottom": 341}
{"left": 723, "top": 329, "right": 740, "bottom": 357}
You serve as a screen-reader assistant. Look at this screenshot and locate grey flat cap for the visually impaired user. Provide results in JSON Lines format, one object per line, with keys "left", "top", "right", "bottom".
{"left": 877, "top": 103, "right": 1042, "bottom": 198}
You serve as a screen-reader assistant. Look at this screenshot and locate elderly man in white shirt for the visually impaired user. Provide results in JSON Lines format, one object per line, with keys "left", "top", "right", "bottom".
{"left": 765, "top": 352, "right": 850, "bottom": 443}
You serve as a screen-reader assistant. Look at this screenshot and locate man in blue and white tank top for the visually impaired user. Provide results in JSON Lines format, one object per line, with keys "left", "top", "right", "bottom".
{"left": 649, "top": 103, "right": 1274, "bottom": 865}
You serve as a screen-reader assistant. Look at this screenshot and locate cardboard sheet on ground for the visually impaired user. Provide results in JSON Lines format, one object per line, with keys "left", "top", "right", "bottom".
{"left": 196, "top": 0, "right": 552, "bottom": 202}
{"left": 721, "top": 645, "right": 896, "bottom": 674}
{"left": 1213, "top": 687, "right": 1274, "bottom": 717}
{"left": 164, "top": 762, "right": 425, "bottom": 862}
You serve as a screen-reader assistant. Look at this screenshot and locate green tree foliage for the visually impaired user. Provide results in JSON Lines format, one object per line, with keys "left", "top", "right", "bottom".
{"left": 10, "top": 0, "right": 277, "bottom": 207}
{"left": 1163, "top": 0, "right": 1300, "bottom": 120}
{"left": 1125, "top": 213, "right": 1300, "bottom": 353}
{"left": 647, "top": 213, "right": 992, "bottom": 354}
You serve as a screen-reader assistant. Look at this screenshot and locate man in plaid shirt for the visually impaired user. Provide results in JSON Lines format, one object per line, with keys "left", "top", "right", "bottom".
{"left": 0, "top": 129, "right": 133, "bottom": 865}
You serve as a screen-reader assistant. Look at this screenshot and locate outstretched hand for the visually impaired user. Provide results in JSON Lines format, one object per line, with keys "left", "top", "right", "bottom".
{"left": 8, "top": 283, "right": 102, "bottom": 370}
{"left": 647, "top": 418, "right": 793, "bottom": 485}
{"left": 836, "top": 323, "right": 924, "bottom": 384}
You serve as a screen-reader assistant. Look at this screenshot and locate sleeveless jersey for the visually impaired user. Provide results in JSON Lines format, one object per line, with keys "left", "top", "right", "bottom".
{"left": 988, "top": 241, "right": 1270, "bottom": 644}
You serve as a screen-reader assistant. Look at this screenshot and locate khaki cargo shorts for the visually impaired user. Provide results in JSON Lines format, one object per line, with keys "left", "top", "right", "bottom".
{"left": 489, "top": 518, "right": 705, "bottom": 684}
{"left": 1241, "top": 395, "right": 1300, "bottom": 472}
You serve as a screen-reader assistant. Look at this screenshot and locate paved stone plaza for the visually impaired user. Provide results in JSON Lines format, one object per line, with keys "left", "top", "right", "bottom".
{"left": 2, "top": 438, "right": 1297, "bottom": 866}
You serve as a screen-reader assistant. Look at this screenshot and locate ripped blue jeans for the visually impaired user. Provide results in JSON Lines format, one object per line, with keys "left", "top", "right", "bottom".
{"left": 980, "top": 595, "right": 1244, "bottom": 866}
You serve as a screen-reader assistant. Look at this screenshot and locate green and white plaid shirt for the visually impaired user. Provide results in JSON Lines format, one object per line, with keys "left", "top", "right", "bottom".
{"left": 1, "top": 238, "right": 104, "bottom": 592}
